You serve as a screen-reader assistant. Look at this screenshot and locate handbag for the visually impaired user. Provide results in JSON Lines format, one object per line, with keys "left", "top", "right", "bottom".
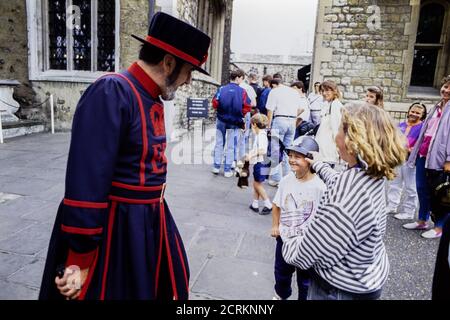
{"left": 431, "top": 174, "right": 450, "bottom": 223}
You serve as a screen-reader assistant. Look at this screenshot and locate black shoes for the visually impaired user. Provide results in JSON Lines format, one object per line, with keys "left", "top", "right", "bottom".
{"left": 249, "top": 205, "right": 272, "bottom": 215}
{"left": 260, "top": 207, "right": 272, "bottom": 215}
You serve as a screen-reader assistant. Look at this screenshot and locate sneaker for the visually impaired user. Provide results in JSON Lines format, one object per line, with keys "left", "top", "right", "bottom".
{"left": 268, "top": 180, "right": 279, "bottom": 187}
{"left": 211, "top": 167, "right": 220, "bottom": 175}
{"left": 402, "top": 221, "right": 429, "bottom": 230}
{"left": 260, "top": 207, "right": 272, "bottom": 215}
{"left": 224, "top": 171, "right": 233, "bottom": 178}
{"left": 421, "top": 229, "right": 442, "bottom": 239}
{"left": 394, "top": 213, "right": 414, "bottom": 220}
{"left": 249, "top": 204, "right": 259, "bottom": 213}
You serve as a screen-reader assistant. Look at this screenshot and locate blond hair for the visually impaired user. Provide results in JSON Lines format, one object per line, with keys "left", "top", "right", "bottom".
{"left": 341, "top": 102, "right": 407, "bottom": 180}
{"left": 251, "top": 113, "right": 269, "bottom": 129}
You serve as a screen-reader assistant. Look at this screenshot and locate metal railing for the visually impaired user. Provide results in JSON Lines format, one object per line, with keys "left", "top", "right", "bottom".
{"left": 387, "top": 110, "right": 408, "bottom": 124}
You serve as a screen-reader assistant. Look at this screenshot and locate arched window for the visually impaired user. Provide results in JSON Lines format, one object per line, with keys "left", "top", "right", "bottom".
{"left": 411, "top": 2, "right": 446, "bottom": 87}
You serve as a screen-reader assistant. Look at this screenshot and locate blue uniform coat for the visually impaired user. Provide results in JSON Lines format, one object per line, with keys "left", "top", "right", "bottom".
{"left": 39, "top": 62, "right": 189, "bottom": 300}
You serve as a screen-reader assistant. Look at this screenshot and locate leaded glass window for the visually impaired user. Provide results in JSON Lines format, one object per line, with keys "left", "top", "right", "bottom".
{"left": 48, "top": 0, "right": 67, "bottom": 70}
{"left": 46, "top": 0, "right": 116, "bottom": 73}
{"left": 72, "top": 0, "right": 91, "bottom": 71}
{"left": 97, "top": 0, "right": 115, "bottom": 72}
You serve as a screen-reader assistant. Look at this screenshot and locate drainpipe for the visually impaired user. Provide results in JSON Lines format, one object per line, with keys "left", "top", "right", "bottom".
{"left": 148, "top": 0, "right": 156, "bottom": 24}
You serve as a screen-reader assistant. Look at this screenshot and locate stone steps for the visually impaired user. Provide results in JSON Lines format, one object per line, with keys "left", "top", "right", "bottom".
{"left": 1, "top": 120, "right": 46, "bottom": 140}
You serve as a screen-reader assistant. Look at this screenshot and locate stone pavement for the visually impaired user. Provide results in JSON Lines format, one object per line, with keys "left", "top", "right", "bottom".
{"left": 0, "top": 132, "right": 441, "bottom": 300}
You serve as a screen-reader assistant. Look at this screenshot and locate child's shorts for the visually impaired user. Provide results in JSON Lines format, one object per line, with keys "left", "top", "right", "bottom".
{"left": 253, "top": 162, "right": 269, "bottom": 182}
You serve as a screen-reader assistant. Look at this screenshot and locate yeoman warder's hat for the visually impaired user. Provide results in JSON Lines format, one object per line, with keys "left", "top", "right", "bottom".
{"left": 131, "top": 12, "right": 211, "bottom": 75}
{"left": 285, "top": 136, "right": 319, "bottom": 159}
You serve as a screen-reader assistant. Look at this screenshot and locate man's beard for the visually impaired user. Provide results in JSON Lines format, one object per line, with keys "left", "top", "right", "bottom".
{"left": 161, "top": 63, "right": 183, "bottom": 101}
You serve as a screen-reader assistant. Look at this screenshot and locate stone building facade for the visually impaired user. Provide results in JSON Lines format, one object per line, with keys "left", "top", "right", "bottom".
{"left": 231, "top": 53, "right": 312, "bottom": 85}
{"left": 0, "top": 0, "right": 233, "bottom": 136}
{"left": 312, "top": 0, "right": 450, "bottom": 109}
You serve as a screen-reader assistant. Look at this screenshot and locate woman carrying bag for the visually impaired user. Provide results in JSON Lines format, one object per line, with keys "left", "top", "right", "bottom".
{"left": 314, "top": 81, "right": 343, "bottom": 167}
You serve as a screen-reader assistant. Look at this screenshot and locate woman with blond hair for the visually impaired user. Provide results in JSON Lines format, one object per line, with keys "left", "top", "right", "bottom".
{"left": 315, "top": 81, "right": 344, "bottom": 166}
{"left": 282, "top": 102, "right": 407, "bottom": 300}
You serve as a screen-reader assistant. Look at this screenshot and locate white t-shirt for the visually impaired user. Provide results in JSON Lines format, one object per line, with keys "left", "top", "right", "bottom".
{"left": 308, "top": 93, "right": 325, "bottom": 111}
{"left": 298, "top": 95, "right": 310, "bottom": 122}
{"left": 240, "top": 82, "right": 257, "bottom": 107}
{"left": 273, "top": 173, "right": 326, "bottom": 240}
{"left": 266, "top": 85, "right": 304, "bottom": 118}
{"left": 249, "top": 130, "right": 268, "bottom": 164}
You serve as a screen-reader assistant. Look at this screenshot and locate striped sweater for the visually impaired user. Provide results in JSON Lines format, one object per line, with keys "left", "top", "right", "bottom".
{"left": 282, "top": 162, "right": 389, "bottom": 294}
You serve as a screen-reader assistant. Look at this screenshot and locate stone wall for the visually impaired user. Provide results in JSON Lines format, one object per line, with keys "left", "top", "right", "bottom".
{"left": 0, "top": 0, "right": 36, "bottom": 119}
{"left": 177, "top": 0, "right": 198, "bottom": 25}
{"left": 0, "top": 0, "right": 28, "bottom": 83}
{"left": 313, "top": 0, "right": 418, "bottom": 103}
{"left": 119, "top": 0, "right": 150, "bottom": 69}
{"left": 172, "top": 73, "right": 220, "bottom": 134}
{"left": 231, "top": 54, "right": 312, "bottom": 84}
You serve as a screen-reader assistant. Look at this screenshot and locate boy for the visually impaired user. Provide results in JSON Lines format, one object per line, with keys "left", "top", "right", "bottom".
{"left": 245, "top": 113, "right": 272, "bottom": 215}
{"left": 271, "top": 137, "right": 326, "bottom": 300}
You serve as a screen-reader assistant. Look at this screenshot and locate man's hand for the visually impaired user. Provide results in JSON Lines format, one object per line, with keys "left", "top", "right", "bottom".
{"left": 444, "top": 161, "right": 450, "bottom": 173}
{"left": 271, "top": 225, "right": 280, "bottom": 238}
{"left": 55, "top": 266, "right": 89, "bottom": 300}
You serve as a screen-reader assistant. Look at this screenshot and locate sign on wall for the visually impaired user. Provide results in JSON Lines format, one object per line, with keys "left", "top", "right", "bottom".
{"left": 187, "top": 98, "right": 209, "bottom": 119}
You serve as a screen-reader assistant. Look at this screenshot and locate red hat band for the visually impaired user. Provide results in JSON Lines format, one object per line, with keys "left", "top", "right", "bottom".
{"left": 145, "top": 36, "right": 207, "bottom": 67}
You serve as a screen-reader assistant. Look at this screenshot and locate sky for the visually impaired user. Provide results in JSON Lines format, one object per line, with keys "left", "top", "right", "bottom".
{"left": 231, "top": 0, "right": 319, "bottom": 56}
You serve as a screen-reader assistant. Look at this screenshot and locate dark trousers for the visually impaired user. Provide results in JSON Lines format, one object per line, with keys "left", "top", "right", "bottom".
{"left": 274, "top": 236, "right": 309, "bottom": 300}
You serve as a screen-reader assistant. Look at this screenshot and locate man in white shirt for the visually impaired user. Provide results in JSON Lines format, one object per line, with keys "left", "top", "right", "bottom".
{"left": 266, "top": 74, "right": 306, "bottom": 186}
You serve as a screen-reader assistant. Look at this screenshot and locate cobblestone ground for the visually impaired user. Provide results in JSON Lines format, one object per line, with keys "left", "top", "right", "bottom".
{"left": 0, "top": 133, "right": 439, "bottom": 300}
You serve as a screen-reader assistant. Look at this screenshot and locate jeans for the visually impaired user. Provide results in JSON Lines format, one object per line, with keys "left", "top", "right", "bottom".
{"left": 274, "top": 237, "right": 309, "bottom": 300}
{"left": 416, "top": 157, "right": 449, "bottom": 228}
{"left": 387, "top": 163, "right": 418, "bottom": 215}
{"left": 307, "top": 278, "right": 381, "bottom": 300}
{"left": 416, "top": 156, "right": 431, "bottom": 223}
{"left": 213, "top": 118, "right": 240, "bottom": 172}
{"left": 269, "top": 117, "right": 296, "bottom": 182}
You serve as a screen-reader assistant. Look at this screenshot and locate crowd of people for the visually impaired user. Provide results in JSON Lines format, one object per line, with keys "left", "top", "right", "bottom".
{"left": 211, "top": 70, "right": 450, "bottom": 300}
{"left": 38, "top": 11, "right": 449, "bottom": 302}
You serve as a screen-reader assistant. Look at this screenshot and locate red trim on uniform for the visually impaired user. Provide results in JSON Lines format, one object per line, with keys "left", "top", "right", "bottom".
{"left": 111, "top": 181, "right": 163, "bottom": 191}
{"left": 100, "top": 201, "right": 117, "bottom": 300}
{"left": 61, "top": 225, "right": 103, "bottom": 236}
{"left": 154, "top": 204, "right": 164, "bottom": 297}
{"left": 145, "top": 36, "right": 205, "bottom": 67}
{"left": 78, "top": 248, "right": 99, "bottom": 300}
{"left": 66, "top": 249, "right": 97, "bottom": 270}
{"left": 161, "top": 203, "right": 178, "bottom": 300}
{"left": 112, "top": 73, "right": 148, "bottom": 186}
{"left": 127, "top": 62, "right": 162, "bottom": 99}
{"left": 108, "top": 195, "right": 160, "bottom": 204}
{"left": 174, "top": 233, "right": 189, "bottom": 295}
{"left": 63, "top": 199, "right": 108, "bottom": 209}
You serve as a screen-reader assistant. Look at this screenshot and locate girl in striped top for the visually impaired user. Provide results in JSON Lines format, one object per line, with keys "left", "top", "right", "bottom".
{"left": 282, "top": 102, "right": 407, "bottom": 300}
